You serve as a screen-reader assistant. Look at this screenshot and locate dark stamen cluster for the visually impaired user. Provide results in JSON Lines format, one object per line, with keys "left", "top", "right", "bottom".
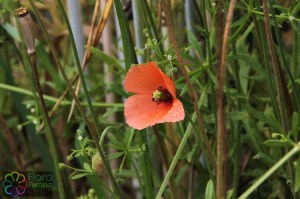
{"left": 152, "top": 86, "right": 173, "bottom": 105}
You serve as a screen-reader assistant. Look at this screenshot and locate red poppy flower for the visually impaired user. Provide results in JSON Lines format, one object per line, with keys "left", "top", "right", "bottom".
{"left": 124, "top": 62, "right": 185, "bottom": 130}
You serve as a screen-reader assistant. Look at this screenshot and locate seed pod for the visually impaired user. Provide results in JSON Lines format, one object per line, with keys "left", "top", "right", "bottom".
{"left": 92, "top": 152, "right": 105, "bottom": 177}
{"left": 15, "top": 7, "right": 36, "bottom": 54}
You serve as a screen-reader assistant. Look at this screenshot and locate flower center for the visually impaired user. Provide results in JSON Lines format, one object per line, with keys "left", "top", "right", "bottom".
{"left": 152, "top": 86, "right": 173, "bottom": 104}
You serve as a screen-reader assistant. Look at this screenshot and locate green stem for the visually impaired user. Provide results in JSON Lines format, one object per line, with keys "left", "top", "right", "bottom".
{"left": 154, "top": 115, "right": 194, "bottom": 199}
{"left": 137, "top": 131, "right": 155, "bottom": 199}
{"left": 232, "top": 43, "right": 242, "bottom": 199}
{"left": 239, "top": 145, "right": 300, "bottom": 199}
{"left": 153, "top": 126, "right": 177, "bottom": 199}
{"left": 0, "top": 83, "right": 123, "bottom": 108}
{"left": 155, "top": 90, "right": 211, "bottom": 199}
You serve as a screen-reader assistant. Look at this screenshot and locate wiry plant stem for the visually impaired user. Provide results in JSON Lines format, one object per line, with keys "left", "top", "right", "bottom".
{"left": 161, "top": 0, "right": 215, "bottom": 172}
{"left": 29, "top": 52, "right": 66, "bottom": 199}
{"left": 262, "top": 0, "right": 288, "bottom": 134}
{"left": 216, "top": 1, "right": 236, "bottom": 198}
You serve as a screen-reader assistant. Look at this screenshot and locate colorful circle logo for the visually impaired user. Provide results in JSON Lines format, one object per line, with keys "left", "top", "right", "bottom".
{"left": 2, "top": 171, "right": 28, "bottom": 197}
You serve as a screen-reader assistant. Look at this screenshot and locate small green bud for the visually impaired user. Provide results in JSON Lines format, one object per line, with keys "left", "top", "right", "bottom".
{"left": 67, "top": 155, "right": 74, "bottom": 161}
{"left": 58, "top": 163, "right": 66, "bottom": 170}
{"left": 87, "top": 148, "right": 94, "bottom": 156}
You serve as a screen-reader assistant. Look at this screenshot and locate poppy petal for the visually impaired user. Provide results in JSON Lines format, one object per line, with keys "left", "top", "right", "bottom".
{"left": 124, "top": 94, "right": 173, "bottom": 130}
{"left": 159, "top": 69, "right": 176, "bottom": 97}
{"left": 124, "top": 62, "right": 173, "bottom": 94}
{"left": 156, "top": 98, "right": 185, "bottom": 123}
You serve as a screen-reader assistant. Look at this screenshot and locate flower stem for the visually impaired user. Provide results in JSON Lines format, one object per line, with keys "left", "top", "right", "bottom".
{"left": 216, "top": 1, "right": 237, "bottom": 198}
{"left": 29, "top": 52, "right": 66, "bottom": 199}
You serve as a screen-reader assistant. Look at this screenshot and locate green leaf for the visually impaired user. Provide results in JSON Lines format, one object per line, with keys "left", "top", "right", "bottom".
{"left": 2, "top": 23, "right": 21, "bottom": 42}
{"left": 113, "top": 0, "right": 137, "bottom": 70}
{"left": 108, "top": 151, "right": 125, "bottom": 160}
{"left": 89, "top": 47, "right": 124, "bottom": 72}
{"left": 231, "top": 12, "right": 251, "bottom": 28}
{"left": 187, "top": 31, "right": 204, "bottom": 61}
{"left": 227, "top": 111, "right": 249, "bottom": 121}
{"left": 108, "top": 134, "right": 122, "bottom": 149}
{"left": 245, "top": 105, "right": 284, "bottom": 134}
{"left": 83, "top": 162, "right": 93, "bottom": 173}
{"left": 36, "top": 43, "right": 64, "bottom": 92}
{"left": 74, "top": 151, "right": 83, "bottom": 157}
{"left": 264, "top": 140, "right": 291, "bottom": 148}
{"left": 115, "top": 169, "right": 136, "bottom": 178}
{"left": 82, "top": 137, "right": 89, "bottom": 148}
{"left": 253, "top": 153, "right": 275, "bottom": 165}
{"left": 70, "top": 172, "right": 90, "bottom": 180}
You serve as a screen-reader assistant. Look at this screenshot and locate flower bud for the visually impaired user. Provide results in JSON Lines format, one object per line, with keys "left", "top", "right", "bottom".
{"left": 15, "top": 7, "right": 36, "bottom": 54}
